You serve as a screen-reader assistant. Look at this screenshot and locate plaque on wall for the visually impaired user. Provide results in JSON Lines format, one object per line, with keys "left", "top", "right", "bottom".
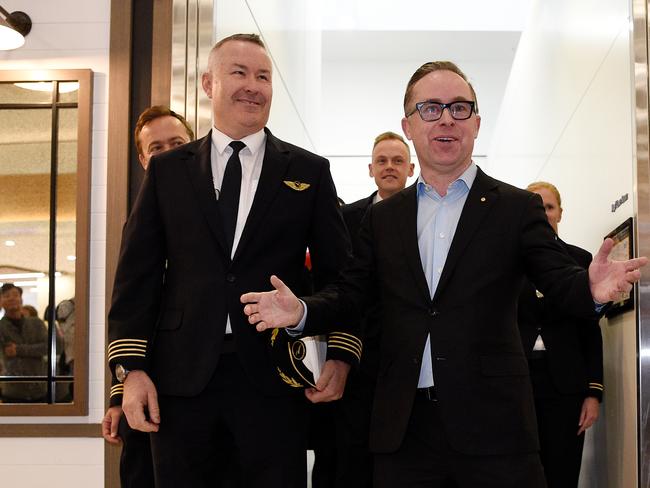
{"left": 605, "top": 217, "right": 635, "bottom": 318}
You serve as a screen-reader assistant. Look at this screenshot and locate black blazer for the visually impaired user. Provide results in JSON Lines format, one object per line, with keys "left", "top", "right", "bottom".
{"left": 303, "top": 168, "right": 596, "bottom": 456}
{"left": 342, "top": 192, "right": 380, "bottom": 378}
{"left": 518, "top": 239, "right": 604, "bottom": 400}
{"left": 108, "top": 129, "right": 355, "bottom": 400}
{"left": 342, "top": 192, "right": 375, "bottom": 256}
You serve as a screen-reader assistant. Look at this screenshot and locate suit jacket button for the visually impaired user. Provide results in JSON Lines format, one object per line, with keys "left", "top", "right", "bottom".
{"left": 226, "top": 274, "right": 236, "bottom": 283}
{"left": 429, "top": 308, "right": 439, "bottom": 317}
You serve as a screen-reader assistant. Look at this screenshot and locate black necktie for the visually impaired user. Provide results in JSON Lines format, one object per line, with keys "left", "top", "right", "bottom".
{"left": 220, "top": 141, "right": 245, "bottom": 255}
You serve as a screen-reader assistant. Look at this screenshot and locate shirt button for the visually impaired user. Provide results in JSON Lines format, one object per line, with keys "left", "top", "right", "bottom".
{"left": 226, "top": 274, "right": 236, "bottom": 283}
{"left": 437, "top": 268, "right": 442, "bottom": 274}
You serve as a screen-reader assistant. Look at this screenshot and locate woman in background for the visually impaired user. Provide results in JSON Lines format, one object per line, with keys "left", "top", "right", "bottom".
{"left": 518, "top": 181, "right": 603, "bottom": 487}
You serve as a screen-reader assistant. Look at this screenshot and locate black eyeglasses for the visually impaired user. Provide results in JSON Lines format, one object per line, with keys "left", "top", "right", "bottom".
{"left": 406, "top": 101, "right": 476, "bottom": 121}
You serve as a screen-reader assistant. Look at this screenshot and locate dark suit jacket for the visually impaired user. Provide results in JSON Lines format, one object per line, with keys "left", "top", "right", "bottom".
{"left": 303, "top": 167, "right": 596, "bottom": 456}
{"left": 518, "top": 239, "right": 603, "bottom": 400}
{"left": 108, "top": 129, "right": 354, "bottom": 399}
{"left": 341, "top": 192, "right": 380, "bottom": 378}
{"left": 342, "top": 193, "right": 375, "bottom": 257}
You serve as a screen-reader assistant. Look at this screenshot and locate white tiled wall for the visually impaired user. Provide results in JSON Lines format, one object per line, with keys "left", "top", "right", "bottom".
{"left": 0, "top": 0, "right": 110, "bottom": 485}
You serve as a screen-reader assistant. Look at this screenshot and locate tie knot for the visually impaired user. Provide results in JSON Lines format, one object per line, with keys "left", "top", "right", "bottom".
{"left": 229, "top": 141, "right": 246, "bottom": 155}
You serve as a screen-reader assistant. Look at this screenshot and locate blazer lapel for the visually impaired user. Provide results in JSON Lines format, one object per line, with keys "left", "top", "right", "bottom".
{"left": 184, "top": 132, "right": 229, "bottom": 255}
{"left": 434, "top": 167, "right": 499, "bottom": 299}
{"left": 396, "top": 184, "right": 432, "bottom": 304}
{"left": 233, "top": 129, "right": 289, "bottom": 261}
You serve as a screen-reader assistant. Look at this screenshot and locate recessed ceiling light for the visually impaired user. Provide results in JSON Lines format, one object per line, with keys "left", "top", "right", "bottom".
{"left": 0, "top": 272, "right": 44, "bottom": 280}
{"left": 54, "top": 271, "right": 61, "bottom": 277}
{"left": 66, "top": 255, "right": 76, "bottom": 261}
{"left": 13, "top": 280, "right": 38, "bottom": 287}
{"left": 14, "top": 81, "right": 79, "bottom": 93}
{"left": 4, "top": 240, "right": 15, "bottom": 246}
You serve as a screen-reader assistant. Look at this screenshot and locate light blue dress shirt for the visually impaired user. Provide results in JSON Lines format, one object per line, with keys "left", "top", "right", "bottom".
{"left": 416, "top": 162, "right": 477, "bottom": 388}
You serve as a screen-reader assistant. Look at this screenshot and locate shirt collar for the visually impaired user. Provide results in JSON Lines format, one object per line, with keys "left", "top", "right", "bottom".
{"left": 211, "top": 126, "right": 266, "bottom": 156}
{"left": 417, "top": 161, "right": 478, "bottom": 197}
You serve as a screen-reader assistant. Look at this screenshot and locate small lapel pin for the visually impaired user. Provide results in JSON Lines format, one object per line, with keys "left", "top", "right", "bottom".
{"left": 480, "top": 197, "right": 486, "bottom": 202}
{"left": 284, "top": 180, "right": 311, "bottom": 191}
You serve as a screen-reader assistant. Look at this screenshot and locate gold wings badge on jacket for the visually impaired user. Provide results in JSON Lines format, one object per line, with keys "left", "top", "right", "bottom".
{"left": 283, "top": 180, "right": 311, "bottom": 191}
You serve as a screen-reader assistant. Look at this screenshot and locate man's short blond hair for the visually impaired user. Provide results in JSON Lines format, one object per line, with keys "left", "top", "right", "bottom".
{"left": 373, "top": 131, "right": 411, "bottom": 160}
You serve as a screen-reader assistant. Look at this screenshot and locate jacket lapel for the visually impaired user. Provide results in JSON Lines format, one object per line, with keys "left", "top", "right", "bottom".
{"left": 233, "top": 129, "right": 289, "bottom": 261}
{"left": 434, "top": 167, "right": 499, "bottom": 299}
{"left": 396, "top": 184, "right": 432, "bottom": 304}
{"left": 184, "top": 132, "right": 229, "bottom": 256}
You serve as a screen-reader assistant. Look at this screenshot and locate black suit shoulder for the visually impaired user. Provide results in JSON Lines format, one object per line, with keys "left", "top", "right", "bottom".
{"left": 342, "top": 193, "right": 375, "bottom": 240}
{"left": 564, "top": 241, "right": 592, "bottom": 268}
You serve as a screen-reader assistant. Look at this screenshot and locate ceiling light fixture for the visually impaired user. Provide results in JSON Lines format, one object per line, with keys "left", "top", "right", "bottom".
{"left": 14, "top": 81, "right": 79, "bottom": 93}
{"left": 0, "top": 6, "right": 31, "bottom": 50}
{"left": 0, "top": 272, "right": 45, "bottom": 280}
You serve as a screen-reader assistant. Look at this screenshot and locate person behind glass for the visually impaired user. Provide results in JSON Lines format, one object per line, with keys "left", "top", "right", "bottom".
{"left": 21, "top": 304, "right": 38, "bottom": 318}
{"left": 101, "top": 105, "right": 194, "bottom": 488}
{"left": 311, "top": 131, "right": 414, "bottom": 488}
{"left": 240, "top": 60, "right": 647, "bottom": 488}
{"left": 518, "top": 181, "right": 603, "bottom": 487}
{"left": 0, "top": 283, "right": 48, "bottom": 403}
{"left": 107, "top": 33, "right": 356, "bottom": 488}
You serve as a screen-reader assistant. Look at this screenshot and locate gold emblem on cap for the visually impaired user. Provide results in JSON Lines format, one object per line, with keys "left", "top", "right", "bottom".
{"left": 270, "top": 328, "right": 279, "bottom": 346}
{"left": 277, "top": 367, "right": 302, "bottom": 388}
{"left": 284, "top": 180, "right": 311, "bottom": 191}
{"left": 291, "top": 340, "right": 307, "bottom": 361}
{"left": 480, "top": 197, "right": 486, "bottom": 202}
{"left": 536, "top": 289, "right": 544, "bottom": 298}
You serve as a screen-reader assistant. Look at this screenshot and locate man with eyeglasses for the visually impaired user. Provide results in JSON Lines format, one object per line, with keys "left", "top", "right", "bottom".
{"left": 241, "top": 60, "right": 647, "bottom": 487}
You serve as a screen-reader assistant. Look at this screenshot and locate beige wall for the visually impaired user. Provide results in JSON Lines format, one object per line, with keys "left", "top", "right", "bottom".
{"left": 488, "top": 0, "right": 637, "bottom": 486}
{"left": 0, "top": 0, "right": 110, "bottom": 485}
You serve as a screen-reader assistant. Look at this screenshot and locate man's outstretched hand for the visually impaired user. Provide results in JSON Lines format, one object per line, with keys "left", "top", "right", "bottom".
{"left": 589, "top": 238, "right": 647, "bottom": 303}
{"left": 241, "top": 275, "right": 304, "bottom": 331}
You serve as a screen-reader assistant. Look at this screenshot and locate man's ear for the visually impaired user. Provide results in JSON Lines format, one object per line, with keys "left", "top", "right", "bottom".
{"left": 201, "top": 72, "right": 212, "bottom": 98}
{"left": 368, "top": 163, "right": 374, "bottom": 178}
{"left": 401, "top": 117, "right": 412, "bottom": 140}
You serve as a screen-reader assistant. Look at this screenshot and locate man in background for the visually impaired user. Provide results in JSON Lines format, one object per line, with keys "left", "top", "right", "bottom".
{"left": 0, "top": 283, "right": 48, "bottom": 403}
{"left": 135, "top": 105, "right": 195, "bottom": 171}
{"left": 312, "top": 131, "right": 414, "bottom": 487}
{"left": 102, "top": 105, "right": 194, "bottom": 488}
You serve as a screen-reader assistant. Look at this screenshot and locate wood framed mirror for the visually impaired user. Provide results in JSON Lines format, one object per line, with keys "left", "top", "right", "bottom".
{"left": 0, "top": 69, "right": 91, "bottom": 416}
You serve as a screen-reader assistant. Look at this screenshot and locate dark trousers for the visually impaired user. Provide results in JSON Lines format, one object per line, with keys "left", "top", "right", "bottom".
{"left": 150, "top": 353, "right": 307, "bottom": 488}
{"left": 310, "top": 358, "right": 376, "bottom": 488}
{"left": 118, "top": 416, "right": 155, "bottom": 488}
{"left": 118, "top": 406, "right": 241, "bottom": 488}
{"left": 530, "top": 357, "right": 585, "bottom": 488}
{"left": 374, "top": 394, "right": 547, "bottom": 488}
